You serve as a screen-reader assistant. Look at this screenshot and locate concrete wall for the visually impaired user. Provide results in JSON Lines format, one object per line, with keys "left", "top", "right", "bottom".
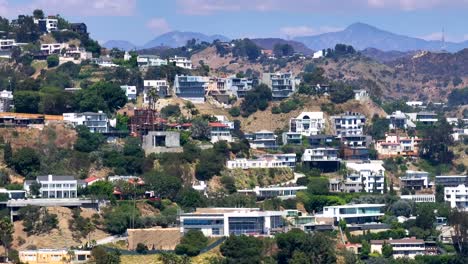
{"left": 142, "top": 131, "right": 182, "bottom": 154}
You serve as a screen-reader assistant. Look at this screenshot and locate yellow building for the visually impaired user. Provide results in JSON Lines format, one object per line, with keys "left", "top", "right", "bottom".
{"left": 19, "top": 249, "right": 91, "bottom": 264}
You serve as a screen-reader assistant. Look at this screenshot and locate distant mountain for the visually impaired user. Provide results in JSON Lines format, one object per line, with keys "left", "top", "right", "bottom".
{"left": 361, "top": 48, "right": 419, "bottom": 63}
{"left": 251, "top": 38, "right": 314, "bottom": 55}
{"left": 102, "top": 40, "right": 137, "bottom": 51}
{"left": 142, "top": 31, "right": 230, "bottom": 49}
{"left": 294, "top": 22, "right": 468, "bottom": 52}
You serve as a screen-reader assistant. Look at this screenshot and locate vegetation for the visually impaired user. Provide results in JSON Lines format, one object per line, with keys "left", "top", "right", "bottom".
{"left": 18, "top": 206, "right": 58, "bottom": 235}
{"left": 240, "top": 84, "right": 272, "bottom": 116}
{"left": 175, "top": 230, "right": 208, "bottom": 256}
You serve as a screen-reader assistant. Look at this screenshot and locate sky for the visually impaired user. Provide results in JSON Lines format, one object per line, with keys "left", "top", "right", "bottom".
{"left": 1, "top": 0, "right": 468, "bottom": 45}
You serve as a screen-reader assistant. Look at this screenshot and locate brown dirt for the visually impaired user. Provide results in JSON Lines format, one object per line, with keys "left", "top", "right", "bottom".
{"left": 136, "top": 202, "right": 160, "bottom": 217}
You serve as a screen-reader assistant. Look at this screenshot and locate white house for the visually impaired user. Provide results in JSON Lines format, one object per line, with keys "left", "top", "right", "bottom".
{"left": 120, "top": 85, "right": 137, "bottom": 100}
{"left": 400, "top": 170, "right": 429, "bottom": 190}
{"left": 143, "top": 80, "right": 169, "bottom": 104}
{"left": 34, "top": 17, "right": 58, "bottom": 32}
{"left": 406, "top": 112, "right": 438, "bottom": 125}
{"left": 387, "top": 111, "right": 416, "bottom": 130}
{"left": 179, "top": 208, "right": 285, "bottom": 237}
{"left": 209, "top": 122, "right": 233, "bottom": 143}
{"left": 289, "top": 112, "right": 325, "bottom": 136}
{"left": 312, "top": 50, "right": 326, "bottom": 59}
{"left": 316, "top": 203, "right": 385, "bottom": 224}
{"left": 238, "top": 186, "right": 307, "bottom": 198}
{"left": 302, "top": 148, "right": 339, "bottom": 162}
{"left": 0, "top": 90, "right": 13, "bottom": 112}
{"left": 400, "top": 194, "right": 435, "bottom": 203}
{"left": 406, "top": 101, "right": 424, "bottom": 108}
{"left": 24, "top": 175, "right": 78, "bottom": 198}
{"left": 0, "top": 39, "right": 16, "bottom": 51}
{"left": 370, "top": 237, "right": 425, "bottom": 259}
{"left": 353, "top": 89, "right": 369, "bottom": 101}
{"left": 345, "top": 161, "right": 386, "bottom": 193}
{"left": 137, "top": 55, "right": 168, "bottom": 68}
{"left": 445, "top": 184, "right": 468, "bottom": 210}
{"left": 41, "top": 43, "right": 69, "bottom": 55}
{"left": 63, "top": 111, "right": 109, "bottom": 133}
{"left": 227, "top": 153, "right": 296, "bottom": 170}
{"left": 331, "top": 112, "right": 366, "bottom": 137}
{"left": 169, "top": 56, "right": 192, "bottom": 69}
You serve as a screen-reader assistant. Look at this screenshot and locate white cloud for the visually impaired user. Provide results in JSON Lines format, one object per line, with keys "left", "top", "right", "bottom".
{"left": 176, "top": 0, "right": 468, "bottom": 15}
{"left": 0, "top": 0, "right": 136, "bottom": 17}
{"left": 280, "top": 25, "right": 343, "bottom": 37}
{"left": 419, "top": 32, "right": 444, "bottom": 41}
{"left": 419, "top": 31, "right": 468, "bottom": 42}
{"left": 146, "top": 17, "right": 171, "bottom": 35}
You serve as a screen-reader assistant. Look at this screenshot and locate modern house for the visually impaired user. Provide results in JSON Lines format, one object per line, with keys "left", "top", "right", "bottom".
{"left": 137, "top": 55, "right": 168, "bottom": 68}
{"left": 345, "top": 161, "right": 386, "bottom": 193}
{"left": 63, "top": 112, "right": 110, "bottom": 133}
{"left": 308, "top": 135, "right": 338, "bottom": 147}
{"left": 445, "top": 184, "right": 468, "bottom": 210}
{"left": 246, "top": 130, "right": 278, "bottom": 149}
{"left": 331, "top": 112, "right": 366, "bottom": 137}
{"left": 302, "top": 147, "right": 340, "bottom": 172}
{"left": 174, "top": 75, "right": 209, "bottom": 103}
{"left": 120, "top": 85, "right": 137, "bottom": 100}
{"left": 70, "top": 22, "right": 88, "bottom": 34}
{"left": 435, "top": 175, "right": 468, "bottom": 187}
{"left": 209, "top": 122, "right": 233, "bottom": 143}
{"left": 400, "top": 194, "right": 436, "bottom": 203}
{"left": 407, "top": 111, "right": 438, "bottom": 125}
{"left": 35, "top": 17, "right": 58, "bottom": 33}
{"left": 19, "top": 249, "right": 91, "bottom": 264}
{"left": 0, "top": 39, "right": 16, "bottom": 51}
{"left": 227, "top": 154, "right": 296, "bottom": 170}
{"left": 354, "top": 89, "right": 369, "bottom": 101}
{"left": 237, "top": 186, "right": 307, "bottom": 199}
{"left": 261, "top": 72, "right": 300, "bottom": 99}
{"left": 400, "top": 170, "right": 430, "bottom": 190}
{"left": 375, "top": 134, "right": 421, "bottom": 158}
{"left": 143, "top": 80, "right": 169, "bottom": 104}
{"left": 370, "top": 237, "right": 425, "bottom": 259}
{"left": 179, "top": 208, "right": 285, "bottom": 237}
{"left": 169, "top": 56, "right": 192, "bottom": 69}
{"left": 282, "top": 132, "right": 302, "bottom": 145}
{"left": 315, "top": 203, "right": 385, "bottom": 224}
{"left": 289, "top": 112, "right": 325, "bottom": 136}
{"left": 0, "top": 90, "right": 13, "bottom": 112}
{"left": 142, "top": 131, "right": 182, "bottom": 154}
{"left": 227, "top": 77, "right": 256, "bottom": 98}
{"left": 24, "top": 175, "right": 78, "bottom": 199}
{"left": 388, "top": 111, "right": 416, "bottom": 130}
{"left": 41, "top": 43, "right": 69, "bottom": 55}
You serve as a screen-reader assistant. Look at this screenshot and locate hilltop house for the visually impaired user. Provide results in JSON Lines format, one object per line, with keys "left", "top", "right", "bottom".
{"left": 289, "top": 112, "right": 325, "bottom": 136}
{"left": 246, "top": 130, "right": 278, "bottom": 149}
{"left": 41, "top": 43, "right": 69, "bottom": 55}
{"left": 445, "top": 184, "right": 468, "bottom": 210}
{"left": 24, "top": 175, "right": 78, "bottom": 198}
{"left": 375, "top": 134, "right": 421, "bottom": 158}
{"left": 137, "top": 55, "right": 168, "bottom": 68}
{"left": 143, "top": 80, "right": 169, "bottom": 104}
{"left": 302, "top": 147, "right": 340, "bottom": 172}
{"left": 261, "top": 72, "right": 300, "bottom": 99}
{"left": 169, "top": 56, "right": 192, "bottom": 69}
{"left": 387, "top": 111, "right": 416, "bottom": 130}
{"left": 121, "top": 85, "right": 137, "bottom": 100}
{"left": 34, "top": 17, "right": 58, "bottom": 33}
{"left": 227, "top": 153, "right": 296, "bottom": 169}
{"left": 370, "top": 237, "right": 426, "bottom": 259}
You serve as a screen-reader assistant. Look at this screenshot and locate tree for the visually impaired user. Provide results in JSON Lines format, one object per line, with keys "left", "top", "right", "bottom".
{"left": 13, "top": 91, "right": 40, "bottom": 113}
{"left": 449, "top": 209, "right": 468, "bottom": 255}
{"left": 390, "top": 200, "right": 412, "bottom": 217}
{"left": 307, "top": 177, "right": 329, "bottom": 195}
{"left": 191, "top": 118, "right": 211, "bottom": 140}
{"left": 0, "top": 217, "right": 13, "bottom": 262}
{"left": 273, "top": 43, "right": 295, "bottom": 57}
{"left": 161, "top": 104, "right": 181, "bottom": 118}
{"left": 143, "top": 170, "right": 182, "bottom": 200}
{"left": 74, "top": 125, "right": 105, "bottom": 153}
{"left": 436, "top": 184, "right": 445, "bottom": 203}
{"left": 47, "top": 55, "right": 59, "bottom": 68}
{"left": 329, "top": 82, "right": 354, "bottom": 104}
{"left": 175, "top": 230, "right": 208, "bottom": 256}
{"left": 136, "top": 243, "right": 148, "bottom": 254}
{"left": 382, "top": 241, "right": 393, "bottom": 258}
{"left": 240, "top": 84, "right": 272, "bottom": 116}
{"left": 220, "top": 235, "right": 264, "bottom": 264}
{"left": 228, "top": 107, "right": 240, "bottom": 117}
{"left": 419, "top": 120, "right": 454, "bottom": 165}
{"left": 360, "top": 240, "right": 371, "bottom": 259}
{"left": 91, "top": 246, "right": 120, "bottom": 264}
{"left": 11, "top": 147, "right": 40, "bottom": 179}
{"left": 176, "top": 188, "right": 206, "bottom": 210}
{"left": 415, "top": 205, "right": 435, "bottom": 230}
{"left": 88, "top": 181, "right": 113, "bottom": 200}
{"left": 29, "top": 181, "right": 41, "bottom": 197}
{"left": 33, "top": 9, "right": 45, "bottom": 19}
{"left": 3, "top": 142, "right": 12, "bottom": 166}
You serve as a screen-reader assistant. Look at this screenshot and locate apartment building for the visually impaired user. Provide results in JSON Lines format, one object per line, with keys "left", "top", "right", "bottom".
{"left": 0, "top": 90, "right": 13, "bottom": 112}
{"left": 19, "top": 249, "right": 91, "bottom": 264}
{"left": 24, "top": 175, "right": 78, "bottom": 199}
{"left": 445, "top": 184, "right": 468, "bottom": 210}
{"left": 227, "top": 153, "right": 296, "bottom": 170}
{"left": 316, "top": 203, "right": 385, "bottom": 224}
{"left": 400, "top": 170, "right": 430, "bottom": 190}
{"left": 331, "top": 112, "right": 366, "bottom": 137}
{"left": 143, "top": 80, "right": 169, "bottom": 104}
{"left": 345, "top": 161, "right": 386, "bottom": 193}
{"left": 289, "top": 112, "right": 325, "bottom": 136}
{"left": 174, "top": 75, "right": 209, "bottom": 103}
{"left": 169, "top": 56, "right": 192, "bottom": 69}
{"left": 63, "top": 111, "right": 109, "bottom": 133}
{"left": 370, "top": 237, "right": 425, "bottom": 259}
{"left": 120, "top": 85, "right": 137, "bottom": 100}
{"left": 262, "top": 72, "right": 300, "bottom": 99}
{"left": 375, "top": 134, "right": 421, "bottom": 158}
{"left": 137, "top": 55, "right": 168, "bottom": 68}
{"left": 179, "top": 208, "right": 285, "bottom": 236}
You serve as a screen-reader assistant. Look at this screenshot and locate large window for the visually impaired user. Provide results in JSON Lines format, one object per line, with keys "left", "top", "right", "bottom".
{"left": 184, "top": 219, "right": 223, "bottom": 226}
{"left": 228, "top": 217, "right": 264, "bottom": 235}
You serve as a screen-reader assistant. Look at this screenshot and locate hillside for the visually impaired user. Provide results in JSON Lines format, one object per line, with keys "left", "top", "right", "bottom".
{"left": 142, "top": 31, "right": 230, "bottom": 49}
{"left": 360, "top": 48, "right": 419, "bottom": 63}
{"left": 252, "top": 38, "right": 314, "bottom": 55}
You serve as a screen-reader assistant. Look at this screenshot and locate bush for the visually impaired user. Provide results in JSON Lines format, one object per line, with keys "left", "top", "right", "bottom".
{"left": 161, "top": 104, "right": 181, "bottom": 118}
{"left": 11, "top": 147, "right": 40, "bottom": 179}
{"left": 240, "top": 84, "right": 272, "bottom": 116}
{"left": 136, "top": 243, "right": 148, "bottom": 254}
{"left": 175, "top": 230, "right": 208, "bottom": 256}
{"left": 229, "top": 107, "right": 240, "bottom": 117}
{"left": 46, "top": 55, "right": 59, "bottom": 68}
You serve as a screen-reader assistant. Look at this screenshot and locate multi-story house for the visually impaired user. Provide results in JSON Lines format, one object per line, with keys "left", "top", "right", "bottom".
{"left": 175, "top": 75, "right": 209, "bottom": 103}
{"left": 370, "top": 237, "right": 425, "bottom": 259}
{"left": 70, "top": 23, "right": 88, "bottom": 34}
{"left": 0, "top": 39, "right": 16, "bottom": 51}
{"left": 227, "top": 153, "right": 296, "bottom": 170}
{"left": 120, "top": 85, "right": 137, "bottom": 100}
{"left": 179, "top": 208, "right": 285, "bottom": 237}
{"left": 246, "top": 130, "right": 277, "bottom": 149}
{"left": 24, "top": 175, "right": 78, "bottom": 198}
{"left": 445, "top": 184, "right": 468, "bottom": 210}
{"left": 0, "top": 90, "right": 13, "bottom": 112}
{"left": 169, "top": 56, "right": 192, "bottom": 69}
{"left": 315, "top": 203, "right": 385, "bottom": 224}
{"left": 388, "top": 111, "right": 416, "bottom": 130}
{"left": 35, "top": 17, "right": 58, "bottom": 33}
{"left": 400, "top": 170, "right": 430, "bottom": 190}
{"left": 262, "top": 72, "right": 300, "bottom": 99}
{"left": 238, "top": 186, "right": 307, "bottom": 199}
{"left": 143, "top": 80, "right": 169, "bottom": 104}
{"left": 137, "top": 55, "right": 168, "bottom": 68}
{"left": 41, "top": 43, "right": 69, "bottom": 55}
{"left": 302, "top": 147, "right": 340, "bottom": 172}
{"left": 63, "top": 111, "right": 109, "bottom": 133}
{"left": 345, "top": 160, "right": 386, "bottom": 193}
{"left": 436, "top": 175, "right": 468, "bottom": 187}
{"left": 282, "top": 132, "right": 302, "bottom": 145}
{"left": 331, "top": 112, "right": 366, "bottom": 137}
{"left": 407, "top": 111, "right": 438, "bottom": 125}
{"left": 375, "top": 134, "right": 421, "bottom": 158}
{"left": 289, "top": 112, "right": 325, "bottom": 136}
{"left": 227, "top": 77, "right": 256, "bottom": 98}
{"left": 209, "top": 122, "right": 232, "bottom": 143}
{"left": 354, "top": 89, "right": 369, "bottom": 101}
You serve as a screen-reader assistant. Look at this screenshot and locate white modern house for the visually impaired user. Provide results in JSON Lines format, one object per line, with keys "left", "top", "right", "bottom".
{"left": 246, "top": 130, "right": 278, "bottom": 149}
{"left": 137, "top": 55, "right": 168, "bottom": 68}
{"left": 41, "top": 43, "right": 69, "bottom": 54}
{"left": 237, "top": 186, "right": 307, "bottom": 198}
{"left": 227, "top": 154, "right": 296, "bottom": 170}
{"left": 370, "top": 237, "right": 425, "bottom": 259}
{"left": 143, "top": 80, "right": 169, "bottom": 104}
{"left": 169, "top": 56, "right": 192, "bottom": 69}
{"left": 400, "top": 170, "right": 430, "bottom": 190}
{"left": 24, "top": 175, "right": 78, "bottom": 198}
{"left": 63, "top": 111, "right": 110, "bottom": 133}
{"left": 0, "top": 39, "right": 16, "bottom": 51}
{"left": 445, "top": 184, "right": 468, "bottom": 210}
{"left": 289, "top": 112, "right": 325, "bottom": 136}
{"left": 387, "top": 111, "right": 416, "bottom": 130}
{"left": 345, "top": 161, "right": 386, "bottom": 193}
{"left": 315, "top": 203, "right": 385, "bottom": 224}
{"left": 331, "top": 112, "right": 366, "bottom": 137}
{"left": 406, "top": 112, "right": 438, "bottom": 125}
{"left": 34, "top": 17, "right": 58, "bottom": 32}
{"left": 120, "top": 85, "right": 137, "bottom": 100}
{"left": 179, "top": 208, "right": 285, "bottom": 237}
{"left": 0, "top": 90, "right": 13, "bottom": 112}
{"left": 400, "top": 194, "right": 436, "bottom": 203}
{"left": 353, "top": 89, "right": 369, "bottom": 101}
{"left": 302, "top": 148, "right": 339, "bottom": 162}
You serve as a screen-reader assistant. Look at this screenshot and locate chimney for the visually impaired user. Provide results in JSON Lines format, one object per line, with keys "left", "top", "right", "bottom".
{"left": 48, "top": 174, "right": 52, "bottom": 181}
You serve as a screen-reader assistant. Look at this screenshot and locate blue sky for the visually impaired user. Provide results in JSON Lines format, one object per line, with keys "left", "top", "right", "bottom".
{"left": 2, "top": 0, "right": 468, "bottom": 45}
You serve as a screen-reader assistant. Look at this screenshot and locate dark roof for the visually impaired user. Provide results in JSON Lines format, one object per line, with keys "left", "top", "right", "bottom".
{"left": 37, "top": 175, "right": 76, "bottom": 182}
